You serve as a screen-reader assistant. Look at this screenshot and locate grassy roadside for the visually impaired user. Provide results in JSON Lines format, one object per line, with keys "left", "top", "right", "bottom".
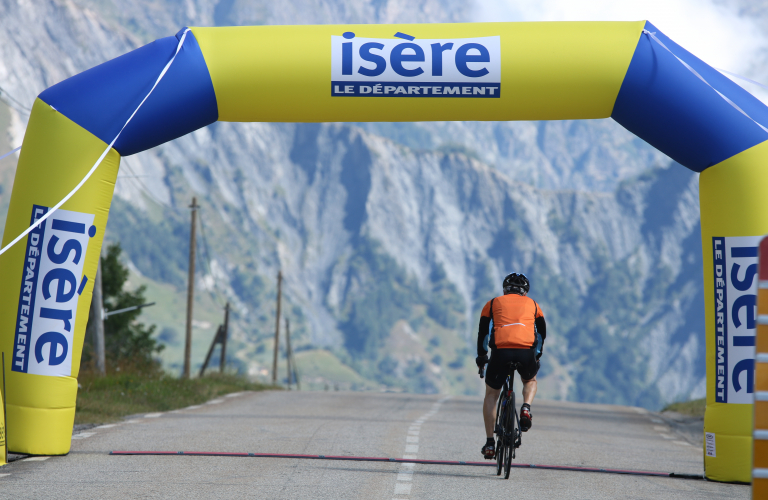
{"left": 662, "top": 398, "right": 705, "bottom": 418}
{"left": 75, "top": 369, "right": 275, "bottom": 425}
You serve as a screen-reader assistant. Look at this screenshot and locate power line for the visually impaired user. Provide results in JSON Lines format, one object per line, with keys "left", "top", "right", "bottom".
{"left": 116, "top": 163, "right": 231, "bottom": 315}
{"left": 0, "top": 85, "right": 31, "bottom": 115}
{"left": 116, "top": 163, "right": 256, "bottom": 346}
{"left": 195, "top": 208, "right": 256, "bottom": 352}
{"left": 119, "top": 159, "right": 178, "bottom": 211}
{"left": 197, "top": 207, "right": 228, "bottom": 308}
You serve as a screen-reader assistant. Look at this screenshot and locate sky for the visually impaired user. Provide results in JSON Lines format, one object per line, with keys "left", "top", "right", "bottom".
{"left": 474, "top": 0, "right": 768, "bottom": 102}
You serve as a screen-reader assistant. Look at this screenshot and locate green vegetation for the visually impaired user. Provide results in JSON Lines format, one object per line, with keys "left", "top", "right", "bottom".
{"left": 75, "top": 244, "right": 275, "bottom": 425}
{"left": 338, "top": 237, "right": 465, "bottom": 358}
{"left": 335, "top": 237, "right": 468, "bottom": 393}
{"left": 105, "top": 198, "right": 189, "bottom": 288}
{"left": 427, "top": 264, "right": 466, "bottom": 330}
{"left": 355, "top": 122, "right": 434, "bottom": 152}
{"left": 557, "top": 256, "right": 662, "bottom": 408}
{"left": 663, "top": 398, "right": 706, "bottom": 418}
{"left": 293, "top": 350, "right": 374, "bottom": 390}
{"left": 91, "top": 161, "right": 699, "bottom": 408}
{"left": 101, "top": 243, "right": 163, "bottom": 363}
{"left": 83, "top": 243, "right": 163, "bottom": 370}
{"left": 75, "top": 370, "right": 272, "bottom": 424}
{"left": 436, "top": 142, "right": 482, "bottom": 162}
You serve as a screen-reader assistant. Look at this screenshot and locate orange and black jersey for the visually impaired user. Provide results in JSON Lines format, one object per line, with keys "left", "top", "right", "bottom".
{"left": 477, "top": 294, "right": 546, "bottom": 355}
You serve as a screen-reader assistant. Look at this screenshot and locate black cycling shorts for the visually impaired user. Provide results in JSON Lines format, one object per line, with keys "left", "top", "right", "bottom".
{"left": 485, "top": 348, "right": 539, "bottom": 390}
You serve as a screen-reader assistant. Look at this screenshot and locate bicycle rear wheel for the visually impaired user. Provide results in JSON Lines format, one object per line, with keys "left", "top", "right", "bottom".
{"left": 495, "top": 391, "right": 505, "bottom": 476}
{"left": 503, "top": 391, "right": 515, "bottom": 479}
{"left": 495, "top": 433, "right": 504, "bottom": 476}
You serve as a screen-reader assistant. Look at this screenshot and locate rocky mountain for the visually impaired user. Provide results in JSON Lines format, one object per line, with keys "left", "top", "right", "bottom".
{"left": 0, "top": 0, "right": 715, "bottom": 407}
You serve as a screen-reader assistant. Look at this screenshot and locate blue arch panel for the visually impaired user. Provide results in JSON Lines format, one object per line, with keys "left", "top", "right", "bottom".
{"left": 39, "top": 29, "right": 218, "bottom": 157}
{"left": 612, "top": 22, "right": 768, "bottom": 172}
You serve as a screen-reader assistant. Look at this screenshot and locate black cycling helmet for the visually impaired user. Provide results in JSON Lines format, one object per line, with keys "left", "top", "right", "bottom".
{"left": 502, "top": 273, "right": 530, "bottom": 295}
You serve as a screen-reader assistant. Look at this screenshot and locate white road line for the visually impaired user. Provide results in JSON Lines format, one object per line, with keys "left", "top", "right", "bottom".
{"left": 124, "top": 420, "right": 140, "bottom": 424}
{"left": 673, "top": 440, "right": 693, "bottom": 446}
{"left": 72, "top": 432, "right": 95, "bottom": 440}
{"left": 184, "top": 405, "right": 202, "bottom": 410}
{"left": 392, "top": 396, "right": 452, "bottom": 500}
{"left": 24, "top": 456, "right": 50, "bottom": 461}
{"left": 206, "top": 399, "right": 224, "bottom": 405}
{"left": 0, "top": 473, "right": 10, "bottom": 478}
{"left": 394, "top": 483, "right": 412, "bottom": 495}
{"left": 225, "top": 392, "right": 243, "bottom": 398}
{"left": 659, "top": 434, "right": 674, "bottom": 440}
{"left": 96, "top": 424, "right": 118, "bottom": 429}
{"left": 144, "top": 413, "right": 163, "bottom": 418}
{"left": 650, "top": 418, "right": 663, "bottom": 424}
{"left": 397, "top": 471, "right": 413, "bottom": 481}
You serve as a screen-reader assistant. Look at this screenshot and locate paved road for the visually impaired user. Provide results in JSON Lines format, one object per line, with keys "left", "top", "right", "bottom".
{"left": 0, "top": 391, "right": 750, "bottom": 499}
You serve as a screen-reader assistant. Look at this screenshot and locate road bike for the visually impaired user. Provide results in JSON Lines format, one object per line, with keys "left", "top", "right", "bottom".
{"left": 480, "top": 362, "right": 522, "bottom": 479}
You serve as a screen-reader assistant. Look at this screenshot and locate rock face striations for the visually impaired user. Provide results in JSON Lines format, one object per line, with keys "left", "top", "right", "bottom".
{"left": 0, "top": 0, "right": 705, "bottom": 407}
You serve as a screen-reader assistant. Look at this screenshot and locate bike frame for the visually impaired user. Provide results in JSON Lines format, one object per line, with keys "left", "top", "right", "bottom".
{"left": 494, "top": 367, "right": 522, "bottom": 479}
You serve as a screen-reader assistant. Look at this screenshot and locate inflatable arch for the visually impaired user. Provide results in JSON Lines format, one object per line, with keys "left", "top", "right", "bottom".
{"left": 0, "top": 21, "right": 766, "bottom": 483}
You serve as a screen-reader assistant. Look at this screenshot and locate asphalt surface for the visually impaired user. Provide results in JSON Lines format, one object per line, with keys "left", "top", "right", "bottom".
{"left": 0, "top": 391, "right": 750, "bottom": 499}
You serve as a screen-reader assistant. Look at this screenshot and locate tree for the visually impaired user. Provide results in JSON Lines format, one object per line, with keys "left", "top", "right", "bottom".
{"left": 86, "top": 243, "right": 163, "bottom": 370}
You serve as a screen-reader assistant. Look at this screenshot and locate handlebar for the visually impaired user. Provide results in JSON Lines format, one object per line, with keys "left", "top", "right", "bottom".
{"left": 478, "top": 366, "right": 485, "bottom": 379}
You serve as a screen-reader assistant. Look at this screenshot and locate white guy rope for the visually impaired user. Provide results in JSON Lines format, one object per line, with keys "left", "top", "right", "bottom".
{"left": 643, "top": 29, "right": 768, "bottom": 134}
{"left": 0, "top": 28, "right": 191, "bottom": 257}
{"left": 0, "top": 146, "right": 20, "bottom": 162}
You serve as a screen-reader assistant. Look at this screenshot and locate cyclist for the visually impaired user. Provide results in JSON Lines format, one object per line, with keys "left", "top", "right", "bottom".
{"left": 476, "top": 273, "right": 546, "bottom": 459}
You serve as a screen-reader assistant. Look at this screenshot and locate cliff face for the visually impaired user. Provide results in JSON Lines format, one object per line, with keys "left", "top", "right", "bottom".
{"left": 0, "top": 0, "right": 707, "bottom": 407}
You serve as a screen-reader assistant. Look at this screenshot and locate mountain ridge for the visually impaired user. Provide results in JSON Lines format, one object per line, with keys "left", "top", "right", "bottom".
{"left": 0, "top": 0, "right": 711, "bottom": 407}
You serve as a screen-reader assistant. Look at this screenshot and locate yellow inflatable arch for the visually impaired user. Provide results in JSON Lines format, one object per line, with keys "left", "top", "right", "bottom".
{"left": 1, "top": 21, "right": 766, "bottom": 483}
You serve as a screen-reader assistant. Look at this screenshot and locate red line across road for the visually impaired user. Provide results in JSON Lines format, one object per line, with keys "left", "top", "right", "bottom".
{"left": 109, "top": 451, "right": 703, "bottom": 479}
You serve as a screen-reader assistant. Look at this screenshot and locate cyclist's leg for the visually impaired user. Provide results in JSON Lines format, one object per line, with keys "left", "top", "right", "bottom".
{"left": 482, "top": 349, "right": 508, "bottom": 437}
{"left": 515, "top": 349, "right": 539, "bottom": 404}
{"left": 514, "top": 349, "right": 540, "bottom": 432}
{"left": 521, "top": 375, "right": 537, "bottom": 405}
{"left": 483, "top": 383, "right": 502, "bottom": 438}
{"left": 482, "top": 351, "right": 507, "bottom": 458}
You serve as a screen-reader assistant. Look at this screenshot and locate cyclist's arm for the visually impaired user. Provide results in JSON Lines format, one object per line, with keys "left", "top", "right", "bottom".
{"left": 535, "top": 316, "right": 546, "bottom": 341}
{"left": 534, "top": 315, "right": 546, "bottom": 360}
{"left": 477, "top": 315, "right": 491, "bottom": 357}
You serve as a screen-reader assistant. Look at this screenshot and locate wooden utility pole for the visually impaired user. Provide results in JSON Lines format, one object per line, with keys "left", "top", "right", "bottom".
{"left": 91, "top": 261, "right": 106, "bottom": 376}
{"left": 199, "top": 302, "right": 230, "bottom": 377}
{"left": 183, "top": 197, "right": 199, "bottom": 379}
{"left": 219, "top": 302, "right": 229, "bottom": 373}
{"left": 285, "top": 317, "right": 292, "bottom": 390}
{"left": 199, "top": 325, "right": 222, "bottom": 377}
{"left": 271, "top": 270, "right": 282, "bottom": 385}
